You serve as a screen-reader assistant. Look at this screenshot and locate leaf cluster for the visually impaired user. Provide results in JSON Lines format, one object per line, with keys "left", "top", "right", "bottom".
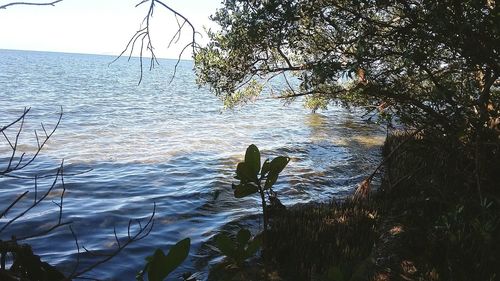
{"left": 196, "top": 0, "right": 500, "bottom": 139}
{"left": 215, "top": 229, "right": 262, "bottom": 267}
{"left": 137, "top": 238, "right": 190, "bottom": 281}
{"left": 232, "top": 144, "right": 290, "bottom": 199}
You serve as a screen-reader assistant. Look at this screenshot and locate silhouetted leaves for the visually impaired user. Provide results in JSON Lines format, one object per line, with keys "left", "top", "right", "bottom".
{"left": 196, "top": 0, "right": 500, "bottom": 140}
{"left": 215, "top": 229, "right": 262, "bottom": 266}
{"left": 233, "top": 183, "right": 259, "bottom": 198}
{"left": 245, "top": 144, "right": 261, "bottom": 178}
{"left": 138, "top": 238, "right": 190, "bottom": 281}
{"left": 264, "top": 156, "right": 290, "bottom": 189}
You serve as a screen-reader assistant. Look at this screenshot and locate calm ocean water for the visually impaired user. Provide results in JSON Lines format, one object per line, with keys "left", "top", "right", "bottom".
{"left": 0, "top": 49, "right": 384, "bottom": 280}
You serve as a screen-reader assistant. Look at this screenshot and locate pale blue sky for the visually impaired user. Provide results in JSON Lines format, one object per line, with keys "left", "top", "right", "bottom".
{"left": 0, "top": 0, "right": 221, "bottom": 58}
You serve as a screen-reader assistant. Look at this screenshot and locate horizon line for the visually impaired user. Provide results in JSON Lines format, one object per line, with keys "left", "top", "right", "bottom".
{"left": 0, "top": 48, "right": 194, "bottom": 61}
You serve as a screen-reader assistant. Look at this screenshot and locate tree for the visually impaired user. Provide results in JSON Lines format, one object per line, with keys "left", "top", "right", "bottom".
{"left": 195, "top": 3, "right": 500, "bottom": 279}
{"left": 195, "top": 0, "right": 499, "bottom": 141}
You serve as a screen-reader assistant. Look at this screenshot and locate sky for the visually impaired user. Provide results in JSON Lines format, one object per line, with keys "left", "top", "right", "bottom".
{"left": 0, "top": 0, "right": 222, "bottom": 59}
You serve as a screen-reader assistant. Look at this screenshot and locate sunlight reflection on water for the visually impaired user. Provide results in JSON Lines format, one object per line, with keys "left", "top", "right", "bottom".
{"left": 0, "top": 49, "right": 384, "bottom": 280}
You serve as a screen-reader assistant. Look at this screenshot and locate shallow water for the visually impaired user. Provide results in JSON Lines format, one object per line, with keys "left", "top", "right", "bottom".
{"left": 0, "top": 49, "right": 384, "bottom": 280}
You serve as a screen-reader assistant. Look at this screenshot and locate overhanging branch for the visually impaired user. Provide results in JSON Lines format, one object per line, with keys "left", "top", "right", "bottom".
{"left": 112, "top": 0, "right": 200, "bottom": 84}
{"left": 0, "top": 0, "right": 63, "bottom": 10}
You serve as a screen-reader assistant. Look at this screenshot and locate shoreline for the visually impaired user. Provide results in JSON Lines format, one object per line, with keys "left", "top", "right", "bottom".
{"left": 210, "top": 130, "right": 499, "bottom": 280}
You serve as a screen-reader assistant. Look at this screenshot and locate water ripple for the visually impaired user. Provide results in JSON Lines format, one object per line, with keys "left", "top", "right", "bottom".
{"left": 0, "top": 49, "right": 384, "bottom": 280}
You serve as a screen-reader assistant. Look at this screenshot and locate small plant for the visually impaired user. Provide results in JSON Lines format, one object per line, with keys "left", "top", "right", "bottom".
{"left": 137, "top": 238, "right": 191, "bottom": 281}
{"left": 232, "top": 144, "right": 290, "bottom": 232}
{"left": 215, "top": 229, "right": 262, "bottom": 267}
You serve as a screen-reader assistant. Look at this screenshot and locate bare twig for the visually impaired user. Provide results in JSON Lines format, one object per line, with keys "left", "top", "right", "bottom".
{"left": 0, "top": 107, "right": 63, "bottom": 176}
{"left": 2, "top": 168, "right": 92, "bottom": 180}
{"left": 1, "top": 107, "right": 157, "bottom": 280}
{"left": 68, "top": 225, "right": 81, "bottom": 278}
{"left": 111, "top": 0, "right": 200, "bottom": 84}
{"left": 67, "top": 203, "right": 156, "bottom": 279}
{"left": 5, "top": 109, "right": 26, "bottom": 172}
{"left": 16, "top": 221, "right": 73, "bottom": 241}
{"left": 57, "top": 160, "right": 66, "bottom": 224}
{"left": 0, "top": 163, "right": 63, "bottom": 234}
{"left": 0, "top": 191, "right": 29, "bottom": 219}
{"left": 0, "top": 107, "right": 29, "bottom": 133}
{"left": 353, "top": 125, "right": 427, "bottom": 201}
{"left": 0, "top": 0, "right": 63, "bottom": 10}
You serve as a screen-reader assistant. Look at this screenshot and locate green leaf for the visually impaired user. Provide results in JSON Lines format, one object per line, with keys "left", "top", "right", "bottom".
{"left": 147, "top": 250, "right": 167, "bottom": 281}
{"left": 269, "top": 156, "right": 290, "bottom": 174}
{"left": 236, "top": 229, "right": 251, "bottom": 247}
{"left": 264, "top": 173, "right": 278, "bottom": 190}
{"left": 235, "top": 162, "right": 254, "bottom": 183}
{"left": 245, "top": 234, "right": 262, "bottom": 258}
{"left": 147, "top": 238, "right": 190, "bottom": 281}
{"left": 244, "top": 144, "right": 261, "bottom": 177}
{"left": 264, "top": 156, "right": 290, "bottom": 189}
{"left": 216, "top": 234, "right": 236, "bottom": 258}
{"left": 261, "top": 158, "right": 271, "bottom": 176}
{"left": 235, "top": 162, "right": 246, "bottom": 180}
{"left": 234, "top": 183, "right": 258, "bottom": 198}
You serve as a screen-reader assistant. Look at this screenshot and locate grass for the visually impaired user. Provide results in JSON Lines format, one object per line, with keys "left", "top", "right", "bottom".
{"left": 267, "top": 200, "right": 378, "bottom": 281}
{"left": 259, "top": 131, "right": 500, "bottom": 281}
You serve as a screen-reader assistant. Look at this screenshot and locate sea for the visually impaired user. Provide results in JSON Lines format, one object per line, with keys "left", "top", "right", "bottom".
{"left": 0, "top": 49, "right": 384, "bottom": 280}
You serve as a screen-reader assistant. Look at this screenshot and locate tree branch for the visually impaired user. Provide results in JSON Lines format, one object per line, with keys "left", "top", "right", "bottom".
{"left": 67, "top": 203, "right": 156, "bottom": 279}
{"left": 0, "top": 0, "right": 63, "bottom": 10}
{"left": 112, "top": 0, "right": 200, "bottom": 84}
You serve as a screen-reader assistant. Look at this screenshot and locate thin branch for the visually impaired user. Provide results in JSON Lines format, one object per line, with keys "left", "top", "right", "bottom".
{"left": 68, "top": 203, "right": 156, "bottom": 279}
{"left": 0, "top": 107, "right": 29, "bottom": 133}
{"left": 0, "top": 165, "right": 62, "bottom": 234}
{"left": 5, "top": 110, "right": 26, "bottom": 172}
{"left": 113, "top": 226, "right": 121, "bottom": 248}
{"left": 68, "top": 226, "right": 81, "bottom": 279}
{"left": 353, "top": 125, "right": 428, "bottom": 201}
{"left": 276, "top": 45, "right": 294, "bottom": 69}
{"left": 0, "top": 0, "right": 63, "bottom": 10}
{"left": 2, "top": 168, "right": 92, "bottom": 180}
{"left": 168, "top": 15, "right": 186, "bottom": 48}
{"left": 34, "top": 176, "right": 38, "bottom": 202}
{"left": 1, "top": 130, "right": 14, "bottom": 149}
{"left": 0, "top": 106, "right": 63, "bottom": 176}
{"left": 0, "top": 191, "right": 29, "bottom": 219}
{"left": 0, "top": 107, "right": 155, "bottom": 280}
{"left": 112, "top": 0, "right": 199, "bottom": 84}
{"left": 282, "top": 72, "right": 298, "bottom": 97}
{"left": 155, "top": 0, "right": 197, "bottom": 51}
{"left": 16, "top": 221, "right": 73, "bottom": 241}
{"left": 58, "top": 160, "right": 66, "bottom": 224}
{"left": 169, "top": 41, "right": 195, "bottom": 84}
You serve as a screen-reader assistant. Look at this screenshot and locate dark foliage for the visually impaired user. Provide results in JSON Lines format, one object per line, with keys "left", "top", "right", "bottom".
{"left": 196, "top": 0, "right": 499, "bottom": 142}
{"left": 372, "top": 131, "right": 500, "bottom": 280}
{"left": 267, "top": 200, "right": 378, "bottom": 280}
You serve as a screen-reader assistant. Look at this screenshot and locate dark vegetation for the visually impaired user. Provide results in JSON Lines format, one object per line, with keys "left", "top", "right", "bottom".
{"left": 371, "top": 131, "right": 500, "bottom": 281}
{"left": 192, "top": 1, "right": 500, "bottom": 279}
{"left": 268, "top": 200, "right": 378, "bottom": 281}
{"left": 264, "top": 131, "right": 500, "bottom": 281}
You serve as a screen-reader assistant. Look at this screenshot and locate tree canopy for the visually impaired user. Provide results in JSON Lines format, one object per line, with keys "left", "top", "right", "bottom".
{"left": 195, "top": 0, "right": 499, "bottom": 140}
